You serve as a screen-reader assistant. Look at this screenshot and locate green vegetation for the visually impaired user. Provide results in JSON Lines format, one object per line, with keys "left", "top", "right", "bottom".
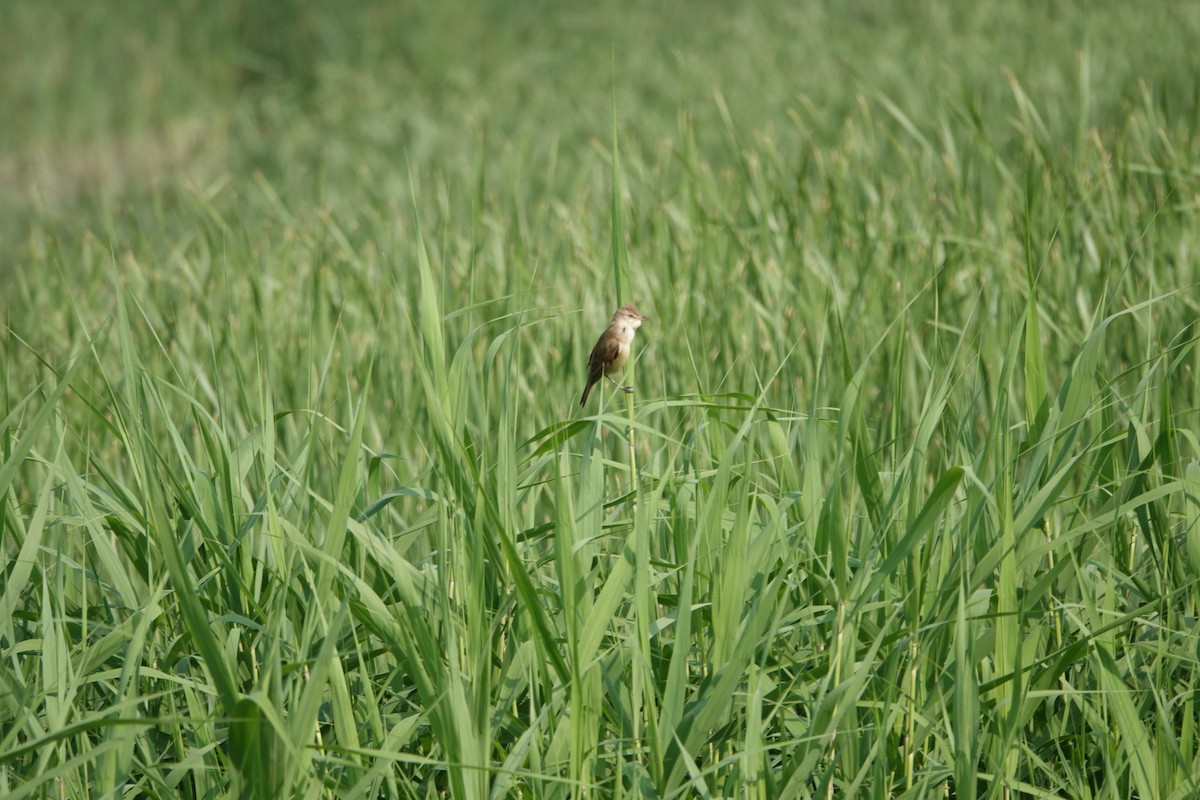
{"left": 4, "top": 1, "right": 1200, "bottom": 797}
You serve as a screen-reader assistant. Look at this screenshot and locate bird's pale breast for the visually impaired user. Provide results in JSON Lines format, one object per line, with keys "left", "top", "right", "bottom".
{"left": 608, "top": 342, "right": 630, "bottom": 373}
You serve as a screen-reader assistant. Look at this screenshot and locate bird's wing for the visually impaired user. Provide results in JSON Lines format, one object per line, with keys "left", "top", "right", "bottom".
{"left": 587, "top": 332, "right": 622, "bottom": 381}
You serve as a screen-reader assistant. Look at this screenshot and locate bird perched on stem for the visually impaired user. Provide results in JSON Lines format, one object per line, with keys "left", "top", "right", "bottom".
{"left": 580, "top": 304, "right": 650, "bottom": 407}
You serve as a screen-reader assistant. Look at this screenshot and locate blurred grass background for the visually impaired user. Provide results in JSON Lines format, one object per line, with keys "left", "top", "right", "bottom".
{"left": 7, "top": 0, "right": 1200, "bottom": 417}
{"left": 5, "top": 1, "right": 1200, "bottom": 798}
{"left": 5, "top": 1, "right": 1197, "bottom": 230}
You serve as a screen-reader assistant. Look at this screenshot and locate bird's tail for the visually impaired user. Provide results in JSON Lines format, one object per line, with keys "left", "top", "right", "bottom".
{"left": 579, "top": 380, "right": 595, "bottom": 407}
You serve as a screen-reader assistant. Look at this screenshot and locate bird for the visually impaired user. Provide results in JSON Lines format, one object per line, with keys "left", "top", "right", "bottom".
{"left": 580, "top": 304, "right": 650, "bottom": 407}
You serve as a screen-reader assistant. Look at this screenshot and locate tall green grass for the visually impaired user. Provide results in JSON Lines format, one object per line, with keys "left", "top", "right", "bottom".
{"left": 4, "top": 1, "right": 1200, "bottom": 798}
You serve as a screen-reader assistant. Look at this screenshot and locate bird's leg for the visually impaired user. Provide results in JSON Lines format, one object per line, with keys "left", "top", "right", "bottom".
{"left": 606, "top": 374, "right": 634, "bottom": 393}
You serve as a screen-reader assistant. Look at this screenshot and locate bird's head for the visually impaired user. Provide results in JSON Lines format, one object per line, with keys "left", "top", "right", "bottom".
{"left": 614, "top": 304, "right": 650, "bottom": 328}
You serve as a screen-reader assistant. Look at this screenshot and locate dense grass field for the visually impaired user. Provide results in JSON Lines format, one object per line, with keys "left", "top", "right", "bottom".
{"left": 5, "top": 2, "right": 1200, "bottom": 797}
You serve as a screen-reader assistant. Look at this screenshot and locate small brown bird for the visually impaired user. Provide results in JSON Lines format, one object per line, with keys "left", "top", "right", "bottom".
{"left": 580, "top": 304, "right": 650, "bottom": 407}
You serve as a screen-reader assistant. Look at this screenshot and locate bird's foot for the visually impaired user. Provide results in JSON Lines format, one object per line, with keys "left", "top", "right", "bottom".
{"left": 620, "top": 384, "right": 634, "bottom": 393}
